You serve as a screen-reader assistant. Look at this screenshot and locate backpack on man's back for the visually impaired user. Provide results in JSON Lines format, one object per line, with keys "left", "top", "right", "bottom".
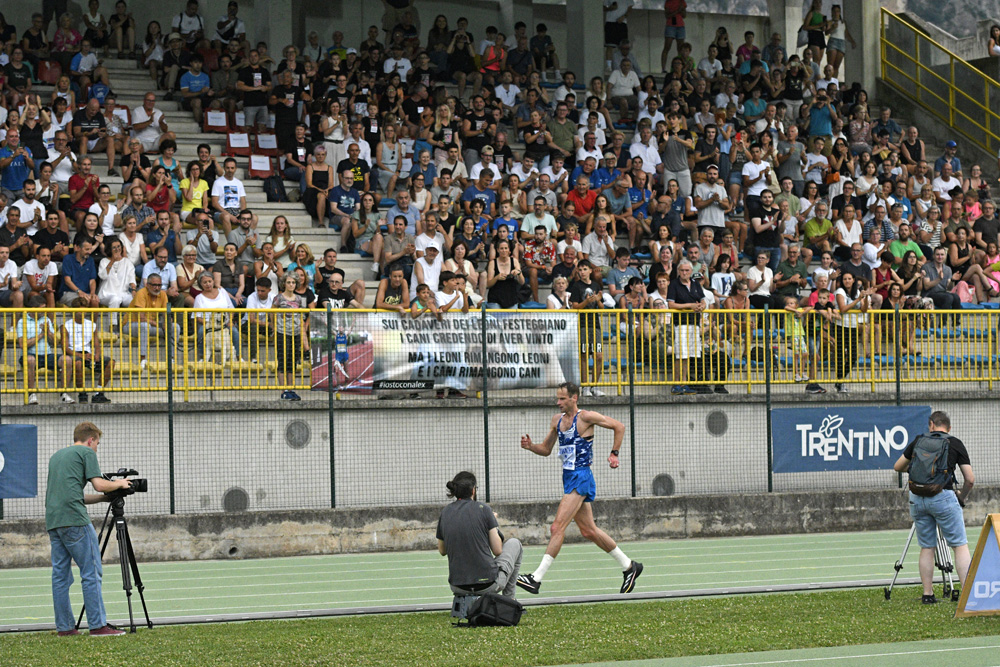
{"left": 907, "top": 432, "right": 951, "bottom": 497}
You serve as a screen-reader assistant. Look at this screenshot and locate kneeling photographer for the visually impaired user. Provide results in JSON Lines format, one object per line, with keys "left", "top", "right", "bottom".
{"left": 45, "top": 422, "right": 133, "bottom": 637}
{"left": 893, "top": 410, "right": 975, "bottom": 604}
{"left": 436, "top": 472, "right": 522, "bottom": 599}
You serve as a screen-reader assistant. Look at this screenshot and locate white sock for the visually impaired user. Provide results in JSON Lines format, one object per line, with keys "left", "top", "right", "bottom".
{"left": 610, "top": 547, "right": 631, "bottom": 571}
{"left": 533, "top": 554, "right": 555, "bottom": 580}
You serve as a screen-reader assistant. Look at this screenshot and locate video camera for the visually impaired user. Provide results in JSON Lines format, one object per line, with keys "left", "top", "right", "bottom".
{"left": 103, "top": 468, "right": 148, "bottom": 500}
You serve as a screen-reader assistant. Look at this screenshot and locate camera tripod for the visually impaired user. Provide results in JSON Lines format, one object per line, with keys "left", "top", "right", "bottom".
{"left": 75, "top": 496, "right": 153, "bottom": 633}
{"left": 883, "top": 523, "right": 960, "bottom": 601}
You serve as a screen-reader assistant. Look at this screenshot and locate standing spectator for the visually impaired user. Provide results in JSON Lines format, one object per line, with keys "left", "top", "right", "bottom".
{"left": 211, "top": 1, "right": 245, "bottom": 53}
{"left": 668, "top": 259, "right": 705, "bottom": 394}
{"left": 661, "top": 112, "right": 694, "bottom": 198}
{"left": 661, "top": 0, "right": 687, "bottom": 71}
{"left": 210, "top": 158, "right": 252, "bottom": 234}
{"left": 273, "top": 273, "right": 306, "bottom": 400}
{"left": 52, "top": 14, "right": 82, "bottom": 77}
{"left": 237, "top": 50, "right": 273, "bottom": 135}
{"left": 141, "top": 20, "right": 165, "bottom": 86}
{"left": 171, "top": 0, "right": 206, "bottom": 51}
{"left": 193, "top": 272, "right": 240, "bottom": 363}
{"left": 608, "top": 59, "right": 639, "bottom": 122}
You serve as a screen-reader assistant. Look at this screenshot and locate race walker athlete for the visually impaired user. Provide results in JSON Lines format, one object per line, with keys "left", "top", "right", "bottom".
{"left": 517, "top": 382, "right": 643, "bottom": 594}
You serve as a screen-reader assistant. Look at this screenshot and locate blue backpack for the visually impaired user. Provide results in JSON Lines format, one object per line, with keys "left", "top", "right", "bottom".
{"left": 907, "top": 432, "right": 951, "bottom": 497}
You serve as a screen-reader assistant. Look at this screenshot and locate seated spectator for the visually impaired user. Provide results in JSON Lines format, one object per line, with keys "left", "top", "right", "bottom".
{"left": 227, "top": 209, "right": 260, "bottom": 266}
{"left": 119, "top": 214, "right": 147, "bottom": 271}
{"left": 97, "top": 237, "right": 137, "bottom": 308}
{"left": 17, "top": 295, "right": 69, "bottom": 405}
{"left": 171, "top": 0, "right": 207, "bottom": 51}
{"left": 193, "top": 272, "right": 241, "bottom": 362}
{"left": 185, "top": 209, "right": 221, "bottom": 269}
{"left": 142, "top": 245, "right": 182, "bottom": 301}
{"left": 328, "top": 168, "right": 362, "bottom": 237}
{"left": 209, "top": 54, "right": 239, "bottom": 114}
{"left": 180, "top": 54, "right": 214, "bottom": 123}
{"left": 51, "top": 14, "right": 82, "bottom": 77}
{"left": 283, "top": 124, "right": 313, "bottom": 194}
{"left": 70, "top": 38, "right": 110, "bottom": 94}
{"left": 108, "top": 1, "right": 136, "bottom": 57}
{"left": 0, "top": 244, "right": 25, "bottom": 307}
{"left": 126, "top": 273, "right": 179, "bottom": 369}
{"left": 61, "top": 299, "right": 114, "bottom": 404}
{"left": 145, "top": 210, "right": 181, "bottom": 264}
{"left": 59, "top": 238, "right": 99, "bottom": 306}
{"left": 131, "top": 92, "right": 177, "bottom": 154}
{"left": 213, "top": 242, "right": 246, "bottom": 305}
{"left": 608, "top": 59, "right": 640, "bottom": 121}
{"left": 0, "top": 130, "right": 35, "bottom": 201}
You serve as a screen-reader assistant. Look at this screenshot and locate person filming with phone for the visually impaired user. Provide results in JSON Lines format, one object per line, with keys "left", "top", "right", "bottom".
{"left": 893, "top": 410, "right": 974, "bottom": 604}
{"left": 45, "top": 421, "right": 133, "bottom": 636}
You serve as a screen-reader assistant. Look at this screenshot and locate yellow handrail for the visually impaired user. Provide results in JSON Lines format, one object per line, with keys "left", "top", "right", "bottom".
{"left": 880, "top": 8, "right": 1000, "bottom": 155}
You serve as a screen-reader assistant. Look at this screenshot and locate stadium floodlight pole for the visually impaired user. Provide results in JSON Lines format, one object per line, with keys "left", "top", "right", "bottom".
{"left": 481, "top": 302, "right": 490, "bottom": 502}
{"left": 166, "top": 302, "right": 175, "bottom": 515}
{"left": 626, "top": 303, "right": 636, "bottom": 497}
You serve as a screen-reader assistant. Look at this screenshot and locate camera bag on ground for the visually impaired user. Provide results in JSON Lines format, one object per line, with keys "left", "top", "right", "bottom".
{"left": 907, "top": 432, "right": 951, "bottom": 497}
{"left": 459, "top": 592, "right": 524, "bottom": 627}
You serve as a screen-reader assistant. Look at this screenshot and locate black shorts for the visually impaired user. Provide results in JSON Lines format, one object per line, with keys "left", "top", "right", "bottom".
{"left": 73, "top": 356, "right": 111, "bottom": 372}
{"left": 604, "top": 22, "right": 628, "bottom": 48}
{"left": 580, "top": 325, "right": 603, "bottom": 355}
{"left": 808, "top": 31, "right": 827, "bottom": 49}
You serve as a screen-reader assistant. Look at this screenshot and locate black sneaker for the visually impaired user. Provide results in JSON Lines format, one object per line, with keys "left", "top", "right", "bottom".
{"left": 806, "top": 383, "right": 827, "bottom": 394}
{"left": 621, "top": 561, "right": 643, "bottom": 594}
{"left": 91, "top": 392, "right": 111, "bottom": 403}
{"left": 516, "top": 573, "right": 541, "bottom": 594}
{"left": 714, "top": 385, "right": 729, "bottom": 394}
{"left": 694, "top": 385, "right": 713, "bottom": 394}
{"left": 78, "top": 393, "right": 89, "bottom": 404}
{"left": 922, "top": 593, "right": 938, "bottom": 604}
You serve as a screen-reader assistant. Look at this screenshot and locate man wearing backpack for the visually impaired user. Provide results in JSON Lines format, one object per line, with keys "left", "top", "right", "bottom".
{"left": 893, "top": 411, "right": 975, "bottom": 604}
{"left": 437, "top": 471, "right": 522, "bottom": 600}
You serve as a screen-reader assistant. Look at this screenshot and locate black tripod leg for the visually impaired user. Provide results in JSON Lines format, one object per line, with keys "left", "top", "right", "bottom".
{"left": 885, "top": 524, "right": 916, "bottom": 600}
{"left": 116, "top": 518, "right": 137, "bottom": 633}
{"left": 122, "top": 525, "right": 153, "bottom": 629}
{"left": 76, "top": 507, "right": 114, "bottom": 631}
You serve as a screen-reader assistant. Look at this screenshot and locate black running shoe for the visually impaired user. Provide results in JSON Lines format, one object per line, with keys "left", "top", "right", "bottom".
{"left": 91, "top": 392, "right": 111, "bottom": 403}
{"left": 516, "top": 573, "right": 541, "bottom": 594}
{"left": 620, "top": 561, "right": 643, "bottom": 594}
{"left": 922, "top": 594, "right": 938, "bottom": 604}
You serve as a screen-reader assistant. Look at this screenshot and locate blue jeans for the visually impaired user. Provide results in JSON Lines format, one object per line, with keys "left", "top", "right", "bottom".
{"left": 284, "top": 166, "right": 307, "bottom": 194}
{"left": 126, "top": 321, "right": 180, "bottom": 359}
{"left": 909, "top": 489, "right": 967, "bottom": 548}
{"left": 49, "top": 524, "right": 106, "bottom": 631}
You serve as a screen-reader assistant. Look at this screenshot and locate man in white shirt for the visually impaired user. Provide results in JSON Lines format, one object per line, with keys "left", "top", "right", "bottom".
{"left": 414, "top": 213, "right": 447, "bottom": 258}
{"left": 172, "top": 0, "right": 206, "bottom": 49}
{"left": 741, "top": 143, "right": 772, "bottom": 216}
{"left": 210, "top": 157, "right": 254, "bottom": 234}
{"left": 629, "top": 124, "right": 661, "bottom": 176}
{"left": 553, "top": 71, "right": 576, "bottom": 103}
{"left": 12, "top": 181, "right": 47, "bottom": 236}
{"left": 607, "top": 59, "right": 639, "bottom": 120}
{"left": 468, "top": 146, "right": 502, "bottom": 184}
{"left": 932, "top": 162, "right": 962, "bottom": 214}
{"left": 580, "top": 216, "right": 616, "bottom": 277}
{"left": 576, "top": 134, "right": 603, "bottom": 165}
{"left": 816, "top": 65, "right": 839, "bottom": 96}
{"left": 21, "top": 246, "right": 59, "bottom": 307}
{"left": 131, "top": 93, "right": 176, "bottom": 154}
{"left": 693, "top": 164, "right": 730, "bottom": 233}
{"left": 0, "top": 245, "right": 25, "bottom": 308}
{"left": 346, "top": 121, "right": 373, "bottom": 167}
{"left": 211, "top": 1, "right": 246, "bottom": 51}
{"left": 714, "top": 80, "right": 741, "bottom": 114}
{"left": 87, "top": 185, "right": 121, "bottom": 236}
{"left": 384, "top": 44, "right": 412, "bottom": 82}
{"left": 509, "top": 155, "right": 538, "bottom": 189}
{"left": 698, "top": 45, "right": 724, "bottom": 87}
{"left": 636, "top": 97, "right": 665, "bottom": 127}
{"left": 47, "top": 131, "right": 78, "bottom": 192}
{"left": 241, "top": 277, "right": 274, "bottom": 363}
{"left": 494, "top": 71, "right": 521, "bottom": 116}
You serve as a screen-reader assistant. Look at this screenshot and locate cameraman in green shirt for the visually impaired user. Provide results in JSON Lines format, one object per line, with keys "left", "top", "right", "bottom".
{"left": 45, "top": 422, "right": 132, "bottom": 637}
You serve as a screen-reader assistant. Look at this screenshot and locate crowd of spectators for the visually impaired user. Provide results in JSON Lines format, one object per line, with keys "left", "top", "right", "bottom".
{"left": 0, "top": 0, "right": 998, "bottom": 401}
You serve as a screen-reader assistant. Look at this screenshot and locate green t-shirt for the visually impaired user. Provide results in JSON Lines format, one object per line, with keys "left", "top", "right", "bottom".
{"left": 45, "top": 445, "right": 102, "bottom": 530}
{"left": 803, "top": 217, "right": 833, "bottom": 245}
{"left": 889, "top": 239, "right": 921, "bottom": 266}
{"left": 775, "top": 259, "right": 809, "bottom": 296}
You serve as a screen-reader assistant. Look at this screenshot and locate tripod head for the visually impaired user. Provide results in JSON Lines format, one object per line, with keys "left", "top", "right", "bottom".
{"left": 102, "top": 468, "right": 148, "bottom": 506}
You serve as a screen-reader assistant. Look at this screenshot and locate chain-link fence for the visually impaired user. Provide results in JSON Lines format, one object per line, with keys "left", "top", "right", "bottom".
{"left": 2, "top": 305, "right": 999, "bottom": 520}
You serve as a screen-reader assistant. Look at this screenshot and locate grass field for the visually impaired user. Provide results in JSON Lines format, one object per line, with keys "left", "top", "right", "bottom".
{"left": 4, "top": 588, "right": 1000, "bottom": 667}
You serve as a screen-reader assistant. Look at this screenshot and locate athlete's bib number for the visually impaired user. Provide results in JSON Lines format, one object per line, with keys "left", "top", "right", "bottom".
{"left": 559, "top": 444, "right": 576, "bottom": 470}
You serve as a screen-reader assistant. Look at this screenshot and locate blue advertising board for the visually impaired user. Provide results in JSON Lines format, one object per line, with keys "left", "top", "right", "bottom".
{"left": 771, "top": 406, "right": 931, "bottom": 473}
{"left": 0, "top": 425, "right": 38, "bottom": 499}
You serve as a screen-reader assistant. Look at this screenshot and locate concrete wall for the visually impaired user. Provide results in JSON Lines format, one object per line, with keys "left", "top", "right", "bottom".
{"left": 4, "top": 485, "right": 999, "bottom": 568}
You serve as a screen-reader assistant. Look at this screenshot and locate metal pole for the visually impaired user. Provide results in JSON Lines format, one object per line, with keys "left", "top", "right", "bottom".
{"left": 627, "top": 303, "right": 636, "bottom": 497}
{"left": 166, "top": 303, "right": 175, "bottom": 514}
{"left": 326, "top": 306, "right": 336, "bottom": 508}
{"left": 764, "top": 305, "right": 773, "bottom": 493}
{"left": 481, "top": 303, "right": 490, "bottom": 503}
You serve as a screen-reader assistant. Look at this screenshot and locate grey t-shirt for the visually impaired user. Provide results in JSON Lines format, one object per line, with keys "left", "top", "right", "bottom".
{"left": 186, "top": 229, "right": 221, "bottom": 266}
{"left": 777, "top": 140, "right": 805, "bottom": 181}
{"left": 694, "top": 182, "right": 727, "bottom": 228}
{"left": 922, "top": 262, "right": 952, "bottom": 294}
{"left": 228, "top": 227, "right": 258, "bottom": 264}
{"left": 661, "top": 130, "right": 693, "bottom": 172}
{"left": 605, "top": 188, "right": 631, "bottom": 215}
{"left": 436, "top": 498, "right": 499, "bottom": 588}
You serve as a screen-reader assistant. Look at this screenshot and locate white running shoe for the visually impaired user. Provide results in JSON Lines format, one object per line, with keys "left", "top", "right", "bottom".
{"left": 28, "top": 393, "right": 39, "bottom": 405}
{"left": 60, "top": 392, "right": 76, "bottom": 404}
{"left": 591, "top": 387, "right": 607, "bottom": 397}
{"left": 582, "top": 387, "right": 594, "bottom": 397}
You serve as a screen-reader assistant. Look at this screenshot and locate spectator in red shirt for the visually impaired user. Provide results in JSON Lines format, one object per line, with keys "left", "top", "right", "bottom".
{"left": 566, "top": 175, "right": 597, "bottom": 229}
{"left": 68, "top": 157, "right": 101, "bottom": 228}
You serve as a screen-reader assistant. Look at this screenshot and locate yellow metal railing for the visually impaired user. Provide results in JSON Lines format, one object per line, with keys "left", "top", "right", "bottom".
{"left": 880, "top": 8, "right": 1000, "bottom": 155}
{"left": 0, "top": 307, "right": 314, "bottom": 402}
{"left": 576, "top": 307, "right": 997, "bottom": 393}
{"left": 1, "top": 306, "right": 996, "bottom": 402}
